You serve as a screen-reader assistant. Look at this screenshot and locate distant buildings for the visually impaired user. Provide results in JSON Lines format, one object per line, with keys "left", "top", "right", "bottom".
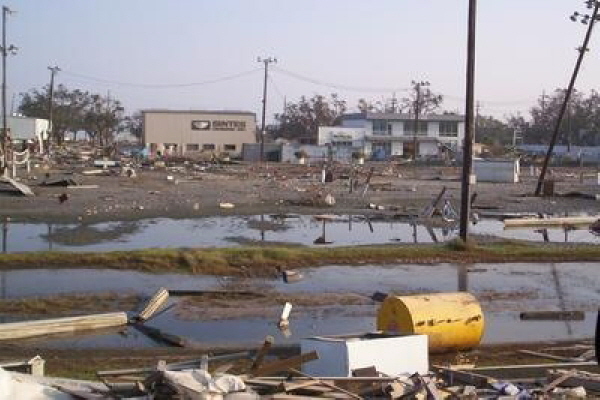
{"left": 318, "top": 112, "right": 465, "bottom": 160}
{"left": 142, "top": 110, "right": 256, "bottom": 157}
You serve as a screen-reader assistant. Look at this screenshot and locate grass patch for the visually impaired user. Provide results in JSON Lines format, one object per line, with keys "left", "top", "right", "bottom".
{"left": 0, "top": 293, "right": 141, "bottom": 315}
{"left": 1, "top": 241, "right": 600, "bottom": 276}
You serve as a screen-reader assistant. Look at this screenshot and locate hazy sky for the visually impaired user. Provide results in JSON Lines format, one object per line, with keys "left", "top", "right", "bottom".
{"left": 7, "top": 1, "right": 600, "bottom": 122}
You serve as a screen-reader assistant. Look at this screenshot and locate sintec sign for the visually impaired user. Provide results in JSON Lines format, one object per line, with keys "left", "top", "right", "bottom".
{"left": 191, "top": 120, "right": 246, "bottom": 131}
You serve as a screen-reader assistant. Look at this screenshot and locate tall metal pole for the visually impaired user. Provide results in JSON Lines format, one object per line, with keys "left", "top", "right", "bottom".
{"left": 47, "top": 65, "right": 60, "bottom": 154}
{"left": 1, "top": 7, "right": 8, "bottom": 175}
{"left": 535, "top": 1, "right": 600, "bottom": 196}
{"left": 258, "top": 56, "right": 276, "bottom": 163}
{"left": 459, "top": 0, "right": 477, "bottom": 242}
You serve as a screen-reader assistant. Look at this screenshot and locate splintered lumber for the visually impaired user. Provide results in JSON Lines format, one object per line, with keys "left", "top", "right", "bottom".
{"left": 0, "top": 312, "right": 128, "bottom": 340}
{"left": 504, "top": 215, "right": 598, "bottom": 229}
{"left": 547, "top": 369, "right": 600, "bottom": 392}
{"left": 542, "top": 369, "right": 579, "bottom": 394}
{"left": 136, "top": 287, "right": 169, "bottom": 322}
{"left": 252, "top": 351, "right": 319, "bottom": 377}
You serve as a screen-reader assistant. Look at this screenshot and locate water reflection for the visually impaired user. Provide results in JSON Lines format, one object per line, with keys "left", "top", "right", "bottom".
{"left": 0, "top": 215, "right": 599, "bottom": 253}
{"left": 42, "top": 221, "right": 141, "bottom": 246}
{"left": 0, "top": 262, "right": 597, "bottom": 348}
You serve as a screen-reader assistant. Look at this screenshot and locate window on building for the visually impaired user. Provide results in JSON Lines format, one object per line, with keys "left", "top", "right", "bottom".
{"left": 186, "top": 144, "right": 200, "bottom": 151}
{"left": 333, "top": 141, "right": 352, "bottom": 147}
{"left": 439, "top": 121, "right": 459, "bottom": 137}
{"left": 202, "top": 143, "right": 216, "bottom": 150}
{"left": 403, "top": 121, "right": 428, "bottom": 136}
{"left": 372, "top": 120, "right": 391, "bottom": 135}
{"left": 224, "top": 144, "right": 236, "bottom": 151}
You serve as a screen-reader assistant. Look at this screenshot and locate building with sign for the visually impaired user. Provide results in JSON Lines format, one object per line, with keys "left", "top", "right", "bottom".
{"left": 142, "top": 110, "right": 257, "bottom": 157}
{"left": 318, "top": 112, "right": 465, "bottom": 160}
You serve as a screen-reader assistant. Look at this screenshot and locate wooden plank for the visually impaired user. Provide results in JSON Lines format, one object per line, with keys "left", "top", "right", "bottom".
{"left": 98, "top": 352, "right": 251, "bottom": 377}
{"left": 519, "top": 310, "right": 585, "bottom": 321}
{"left": 281, "top": 379, "right": 322, "bottom": 393}
{"left": 136, "top": 287, "right": 169, "bottom": 322}
{"left": 250, "top": 335, "right": 274, "bottom": 373}
{"left": 253, "top": 351, "right": 319, "bottom": 377}
{"left": 0, "top": 312, "right": 127, "bottom": 341}
{"left": 432, "top": 365, "right": 494, "bottom": 387}
{"left": 288, "top": 368, "right": 362, "bottom": 400}
{"left": 518, "top": 350, "right": 581, "bottom": 362}
{"left": 504, "top": 215, "right": 598, "bottom": 228}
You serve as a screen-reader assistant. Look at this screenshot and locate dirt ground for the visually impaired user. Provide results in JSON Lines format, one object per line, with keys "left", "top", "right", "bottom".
{"left": 1, "top": 161, "right": 599, "bottom": 224}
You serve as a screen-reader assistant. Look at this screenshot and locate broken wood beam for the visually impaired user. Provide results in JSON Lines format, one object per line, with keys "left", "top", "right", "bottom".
{"left": 0, "top": 312, "right": 128, "bottom": 341}
{"left": 504, "top": 215, "right": 598, "bottom": 228}
{"left": 432, "top": 365, "right": 494, "bottom": 388}
{"left": 250, "top": 335, "right": 274, "bottom": 373}
{"left": 135, "top": 287, "right": 169, "bottom": 322}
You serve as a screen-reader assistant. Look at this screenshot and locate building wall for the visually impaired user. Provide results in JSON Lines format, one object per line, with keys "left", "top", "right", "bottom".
{"left": 143, "top": 110, "right": 256, "bottom": 156}
{"left": 1, "top": 116, "right": 49, "bottom": 141}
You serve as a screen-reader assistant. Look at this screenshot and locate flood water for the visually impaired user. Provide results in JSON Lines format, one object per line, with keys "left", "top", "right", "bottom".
{"left": 1, "top": 262, "right": 598, "bottom": 349}
{"left": 1, "top": 215, "right": 599, "bottom": 253}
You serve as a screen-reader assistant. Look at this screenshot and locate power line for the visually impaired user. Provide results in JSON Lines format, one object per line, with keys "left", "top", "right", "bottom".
{"left": 272, "top": 66, "right": 410, "bottom": 93}
{"left": 60, "top": 68, "right": 262, "bottom": 89}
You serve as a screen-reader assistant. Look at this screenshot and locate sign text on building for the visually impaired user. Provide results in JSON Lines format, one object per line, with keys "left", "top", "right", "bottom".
{"left": 192, "top": 120, "right": 246, "bottom": 131}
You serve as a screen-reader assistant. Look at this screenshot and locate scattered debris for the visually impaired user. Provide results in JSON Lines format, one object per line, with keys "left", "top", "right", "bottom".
{"left": 0, "top": 176, "right": 35, "bottom": 196}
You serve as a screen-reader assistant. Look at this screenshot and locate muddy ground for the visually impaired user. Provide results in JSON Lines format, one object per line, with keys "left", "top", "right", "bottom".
{"left": 1, "top": 162, "right": 599, "bottom": 223}
{"left": 1, "top": 160, "right": 600, "bottom": 378}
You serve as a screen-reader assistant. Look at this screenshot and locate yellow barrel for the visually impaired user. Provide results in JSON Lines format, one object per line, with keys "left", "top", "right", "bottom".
{"left": 376, "top": 292, "right": 484, "bottom": 353}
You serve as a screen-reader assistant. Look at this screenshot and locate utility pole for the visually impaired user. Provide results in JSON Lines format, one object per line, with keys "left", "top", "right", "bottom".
{"left": 535, "top": 1, "right": 600, "bottom": 196}
{"left": 47, "top": 65, "right": 60, "bottom": 154}
{"left": 412, "top": 81, "right": 429, "bottom": 162}
{"left": 257, "top": 56, "right": 276, "bottom": 163}
{"left": 0, "top": 6, "right": 16, "bottom": 177}
{"left": 459, "top": 0, "right": 477, "bottom": 242}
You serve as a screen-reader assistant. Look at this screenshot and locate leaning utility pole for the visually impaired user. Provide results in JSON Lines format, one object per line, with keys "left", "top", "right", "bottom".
{"left": 412, "top": 81, "right": 428, "bottom": 162}
{"left": 46, "top": 65, "right": 60, "bottom": 154}
{"left": 0, "top": 6, "right": 16, "bottom": 176}
{"left": 459, "top": 0, "right": 477, "bottom": 242}
{"left": 535, "top": 1, "right": 600, "bottom": 196}
{"left": 257, "top": 56, "right": 276, "bottom": 163}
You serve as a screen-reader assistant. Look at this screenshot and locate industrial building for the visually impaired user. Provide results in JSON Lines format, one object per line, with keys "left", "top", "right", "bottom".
{"left": 318, "top": 112, "right": 465, "bottom": 160}
{"left": 142, "top": 110, "right": 257, "bottom": 158}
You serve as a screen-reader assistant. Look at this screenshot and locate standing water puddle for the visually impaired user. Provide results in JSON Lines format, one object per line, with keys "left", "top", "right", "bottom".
{"left": 0, "top": 262, "right": 598, "bottom": 348}
{"left": 1, "top": 215, "right": 599, "bottom": 252}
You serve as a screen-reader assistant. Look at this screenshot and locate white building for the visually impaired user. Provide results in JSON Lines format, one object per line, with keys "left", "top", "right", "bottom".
{"left": 0, "top": 115, "right": 49, "bottom": 143}
{"left": 318, "top": 112, "right": 465, "bottom": 160}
